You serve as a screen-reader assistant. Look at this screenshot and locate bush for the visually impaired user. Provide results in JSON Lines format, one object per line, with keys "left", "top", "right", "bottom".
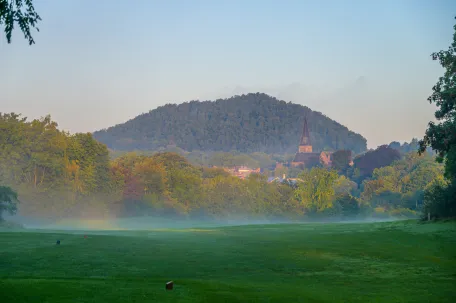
{"left": 0, "top": 186, "right": 18, "bottom": 221}
{"left": 336, "top": 194, "right": 361, "bottom": 219}
{"left": 422, "top": 178, "right": 456, "bottom": 220}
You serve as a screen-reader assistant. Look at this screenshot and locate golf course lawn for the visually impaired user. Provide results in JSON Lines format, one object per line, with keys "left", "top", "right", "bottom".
{"left": 1, "top": 220, "right": 455, "bottom": 302}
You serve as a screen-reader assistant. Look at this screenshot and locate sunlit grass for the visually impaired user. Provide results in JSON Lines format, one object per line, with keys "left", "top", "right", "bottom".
{"left": 150, "top": 228, "right": 219, "bottom": 233}
{"left": 1, "top": 220, "right": 455, "bottom": 302}
{"left": 46, "top": 218, "right": 125, "bottom": 230}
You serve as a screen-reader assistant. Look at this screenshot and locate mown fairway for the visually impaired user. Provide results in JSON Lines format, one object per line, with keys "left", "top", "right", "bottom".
{"left": 1, "top": 220, "right": 455, "bottom": 302}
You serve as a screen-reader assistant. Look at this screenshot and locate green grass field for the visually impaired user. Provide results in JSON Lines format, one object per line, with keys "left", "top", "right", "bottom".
{"left": 1, "top": 220, "right": 455, "bottom": 302}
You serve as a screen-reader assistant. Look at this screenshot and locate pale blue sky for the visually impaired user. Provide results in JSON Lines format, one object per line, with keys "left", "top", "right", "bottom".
{"left": 1, "top": 0, "right": 454, "bottom": 148}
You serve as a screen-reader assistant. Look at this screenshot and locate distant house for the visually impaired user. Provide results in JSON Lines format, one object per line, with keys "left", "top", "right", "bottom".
{"left": 221, "top": 166, "right": 261, "bottom": 179}
{"left": 267, "top": 175, "right": 302, "bottom": 186}
{"left": 267, "top": 176, "right": 279, "bottom": 183}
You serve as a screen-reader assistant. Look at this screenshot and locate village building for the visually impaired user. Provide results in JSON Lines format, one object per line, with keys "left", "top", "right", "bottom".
{"left": 291, "top": 117, "right": 333, "bottom": 168}
{"left": 215, "top": 117, "right": 352, "bottom": 180}
{"left": 220, "top": 166, "right": 261, "bottom": 179}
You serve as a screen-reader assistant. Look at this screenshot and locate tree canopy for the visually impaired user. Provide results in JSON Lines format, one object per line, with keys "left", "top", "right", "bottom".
{"left": 349, "top": 145, "right": 402, "bottom": 183}
{"left": 0, "top": 0, "right": 41, "bottom": 44}
{"left": 419, "top": 17, "right": 456, "bottom": 179}
{"left": 418, "top": 16, "right": 456, "bottom": 219}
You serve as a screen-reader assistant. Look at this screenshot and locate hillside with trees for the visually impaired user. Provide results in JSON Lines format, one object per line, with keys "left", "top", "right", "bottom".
{"left": 93, "top": 93, "right": 367, "bottom": 154}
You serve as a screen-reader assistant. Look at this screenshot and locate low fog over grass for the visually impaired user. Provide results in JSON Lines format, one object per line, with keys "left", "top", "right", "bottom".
{"left": 2, "top": 213, "right": 405, "bottom": 233}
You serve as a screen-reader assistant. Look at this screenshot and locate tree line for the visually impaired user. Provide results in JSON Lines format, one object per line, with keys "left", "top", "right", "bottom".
{"left": 0, "top": 112, "right": 445, "bottom": 223}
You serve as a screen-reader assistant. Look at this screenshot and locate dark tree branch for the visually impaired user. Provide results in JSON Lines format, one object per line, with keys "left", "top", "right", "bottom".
{"left": 0, "top": 0, "right": 41, "bottom": 45}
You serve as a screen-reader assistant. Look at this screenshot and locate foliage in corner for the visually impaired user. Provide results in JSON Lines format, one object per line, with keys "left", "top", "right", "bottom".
{"left": 0, "top": 0, "right": 41, "bottom": 45}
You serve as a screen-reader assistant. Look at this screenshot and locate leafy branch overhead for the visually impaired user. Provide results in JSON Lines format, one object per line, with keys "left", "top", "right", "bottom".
{"left": 0, "top": 0, "right": 41, "bottom": 45}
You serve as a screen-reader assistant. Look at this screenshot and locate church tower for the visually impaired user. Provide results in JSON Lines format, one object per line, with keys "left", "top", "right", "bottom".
{"left": 298, "top": 117, "right": 312, "bottom": 153}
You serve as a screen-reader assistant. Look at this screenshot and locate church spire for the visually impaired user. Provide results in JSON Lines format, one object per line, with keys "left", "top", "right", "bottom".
{"left": 298, "top": 116, "right": 313, "bottom": 153}
{"left": 300, "top": 117, "right": 311, "bottom": 146}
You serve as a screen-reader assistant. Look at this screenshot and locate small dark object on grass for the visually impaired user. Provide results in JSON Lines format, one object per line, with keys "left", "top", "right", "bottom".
{"left": 56, "top": 240, "right": 60, "bottom": 245}
{"left": 166, "top": 281, "right": 173, "bottom": 290}
{"left": 84, "top": 235, "right": 87, "bottom": 239}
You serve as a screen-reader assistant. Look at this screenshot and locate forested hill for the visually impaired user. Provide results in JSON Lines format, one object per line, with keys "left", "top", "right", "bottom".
{"left": 93, "top": 93, "right": 367, "bottom": 154}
